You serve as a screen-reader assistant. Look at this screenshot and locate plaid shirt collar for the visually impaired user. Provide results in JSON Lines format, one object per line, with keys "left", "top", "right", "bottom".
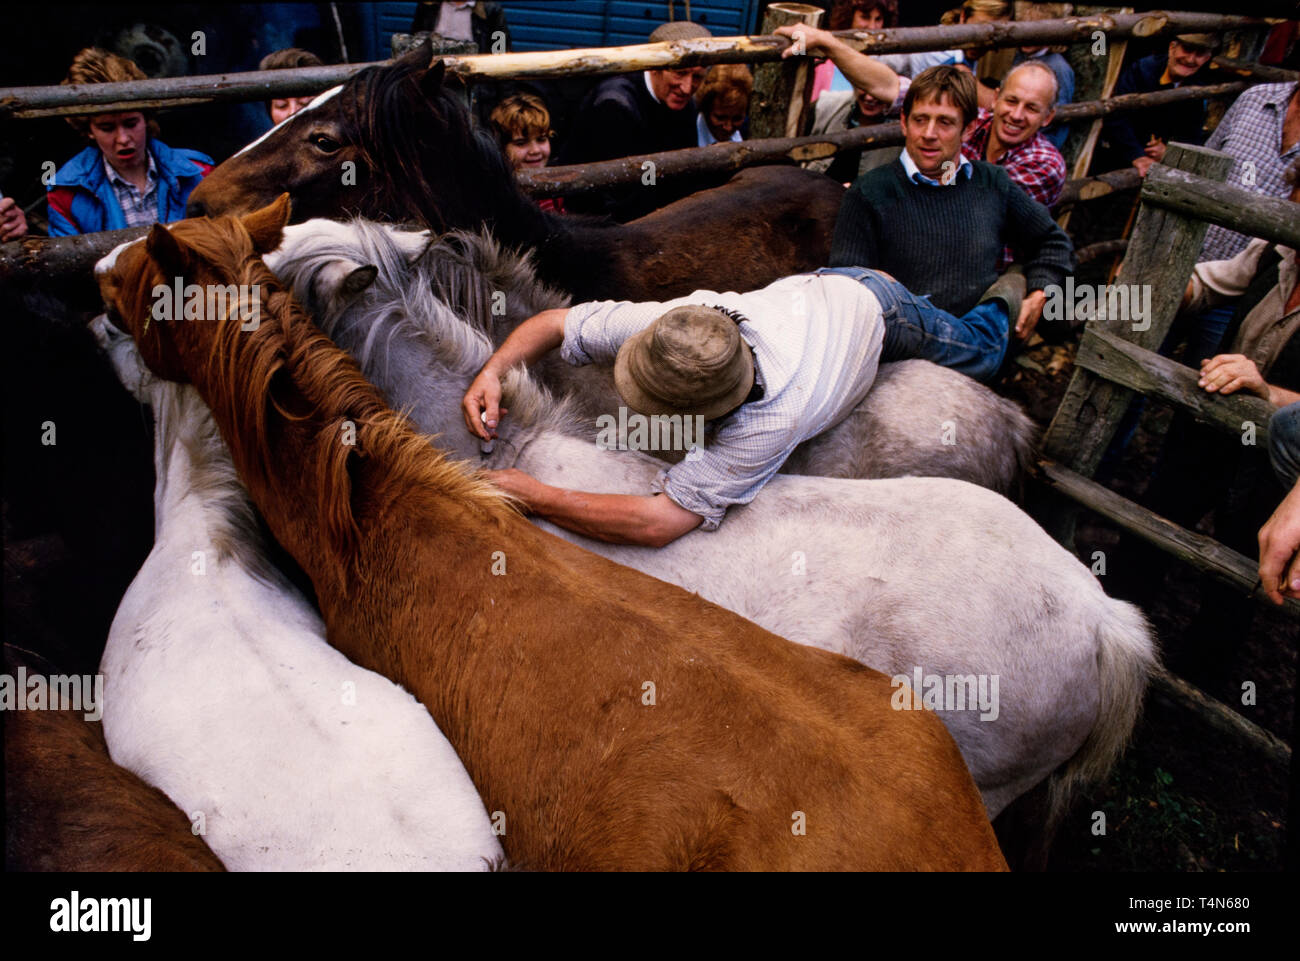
{"left": 962, "top": 108, "right": 1064, "bottom": 207}
{"left": 103, "top": 150, "right": 158, "bottom": 195}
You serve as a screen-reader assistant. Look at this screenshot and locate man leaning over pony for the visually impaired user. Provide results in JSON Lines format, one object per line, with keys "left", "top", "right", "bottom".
{"left": 462, "top": 262, "right": 1024, "bottom": 548}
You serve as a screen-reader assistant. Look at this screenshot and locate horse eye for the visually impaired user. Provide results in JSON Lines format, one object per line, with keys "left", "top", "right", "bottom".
{"left": 310, "top": 134, "right": 342, "bottom": 153}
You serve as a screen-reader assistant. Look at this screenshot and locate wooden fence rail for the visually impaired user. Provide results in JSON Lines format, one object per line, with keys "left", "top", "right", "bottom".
{"left": 0, "top": 11, "right": 1270, "bottom": 119}
{"left": 1031, "top": 142, "right": 1298, "bottom": 804}
{"left": 516, "top": 81, "right": 1248, "bottom": 198}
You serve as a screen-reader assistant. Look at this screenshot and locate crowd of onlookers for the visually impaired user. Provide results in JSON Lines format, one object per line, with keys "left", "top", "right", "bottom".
{"left": 2, "top": 0, "right": 1298, "bottom": 599}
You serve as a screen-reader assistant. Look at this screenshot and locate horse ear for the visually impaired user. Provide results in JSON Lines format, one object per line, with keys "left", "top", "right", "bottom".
{"left": 145, "top": 223, "right": 191, "bottom": 277}
{"left": 342, "top": 265, "right": 378, "bottom": 296}
{"left": 419, "top": 59, "right": 446, "bottom": 98}
{"left": 242, "top": 193, "right": 293, "bottom": 253}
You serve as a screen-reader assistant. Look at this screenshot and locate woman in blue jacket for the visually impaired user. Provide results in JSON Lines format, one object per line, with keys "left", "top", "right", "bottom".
{"left": 46, "top": 49, "right": 212, "bottom": 237}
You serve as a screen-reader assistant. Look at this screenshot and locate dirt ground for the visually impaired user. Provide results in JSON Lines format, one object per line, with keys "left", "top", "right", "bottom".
{"left": 996, "top": 334, "right": 1294, "bottom": 872}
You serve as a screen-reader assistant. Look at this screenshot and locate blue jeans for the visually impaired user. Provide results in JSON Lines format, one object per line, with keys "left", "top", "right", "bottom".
{"left": 815, "top": 267, "right": 1009, "bottom": 383}
{"left": 1269, "top": 402, "right": 1300, "bottom": 489}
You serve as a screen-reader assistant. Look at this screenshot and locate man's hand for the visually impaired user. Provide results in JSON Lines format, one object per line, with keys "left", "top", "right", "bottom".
{"left": 1132, "top": 156, "right": 1155, "bottom": 177}
{"left": 774, "top": 23, "right": 900, "bottom": 105}
{"left": 775, "top": 23, "right": 837, "bottom": 59}
{"left": 0, "top": 197, "right": 27, "bottom": 242}
{"left": 1198, "top": 354, "right": 1268, "bottom": 399}
{"left": 1258, "top": 480, "right": 1300, "bottom": 604}
{"left": 462, "top": 366, "right": 509, "bottom": 441}
{"left": 1015, "top": 289, "right": 1047, "bottom": 339}
{"left": 1143, "top": 136, "right": 1166, "bottom": 162}
{"left": 484, "top": 467, "right": 538, "bottom": 509}
{"left": 461, "top": 307, "right": 568, "bottom": 440}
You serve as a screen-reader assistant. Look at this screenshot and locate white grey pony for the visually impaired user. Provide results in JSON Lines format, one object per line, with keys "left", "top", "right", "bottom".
{"left": 264, "top": 219, "right": 1159, "bottom": 832}
{"left": 284, "top": 222, "right": 1039, "bottom": 493}
{"left": 89, "top": 311, "right": 502, "bottom": 871}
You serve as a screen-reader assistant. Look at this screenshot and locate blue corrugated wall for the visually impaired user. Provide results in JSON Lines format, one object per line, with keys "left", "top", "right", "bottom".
{"left": 359, "top": 1, "right": 765, "bottom": 60}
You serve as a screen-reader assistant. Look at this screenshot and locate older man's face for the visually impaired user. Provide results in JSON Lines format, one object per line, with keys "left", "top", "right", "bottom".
{"left": 991, "top": 68, "right": 1056, "bottom": 147}
{"left": 649, "top": 67, "right": 708, "bottom": 110}
{"left": 1167, "top": 40, "right": 1212, "bottom": 80}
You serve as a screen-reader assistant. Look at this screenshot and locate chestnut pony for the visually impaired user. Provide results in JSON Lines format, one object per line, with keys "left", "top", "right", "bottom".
{"left": 185, "top": 45, "right": 844, "bottom": 303}
{"left": 4, "top": 645, "right": 224, "bottom": 871}
{"left": 98, "top": 197, "right": 1005, "bottom": 871}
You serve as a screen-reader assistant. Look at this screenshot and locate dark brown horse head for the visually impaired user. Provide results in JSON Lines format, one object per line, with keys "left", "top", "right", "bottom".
{"left": 96, "top": 195, "right": 293, "bottom": 382}
{"left": 186, "top": 43, "right": 504, "bottom": 234}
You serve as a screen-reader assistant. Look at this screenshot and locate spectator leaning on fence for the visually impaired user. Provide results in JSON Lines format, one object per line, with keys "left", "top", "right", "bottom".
{"left": 695, "top": 65, "right": 753, "bottom": 147}
{"left": 1010, "top": 1, "right": 1075, "bottom": 150}
{"left": 1198, "top": 81, "right": 1300, "bottom": 265}
{"left": 1186, "top": 157, "right": 1300, "bottom": 392}
{"left": 46, "top": 49, "right": 213, "bottom": 237}
{"left": 259, "top": 47, "right": 324, "bottom": 126}
{"left": 559, "top": 20, "right": 712, "bottom": 220}
{"left": 1139, "top": 155, "right": 1300, "bottom": 579}
{"left": 827, "top": 65, "right": 1074, "bottom": 347}
{"left": 960, "top": 59, "right": 1066, "bottom": 208}
{"left": 782, "top": 24, "right": 909, "bottom": 183}
{"left": 489, "top": 93, "right": 565, "bottom": 214}
{"left": 813, "top": 0, "right": 898, "bottom": 100}
{"left": 1100, "top": 32, "right": 1217, "bottom": 178}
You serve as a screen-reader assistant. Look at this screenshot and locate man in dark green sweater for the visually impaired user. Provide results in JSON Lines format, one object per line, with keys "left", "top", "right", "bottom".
{"left": 828, "top": 65, "right": 1074, "bottom": 376}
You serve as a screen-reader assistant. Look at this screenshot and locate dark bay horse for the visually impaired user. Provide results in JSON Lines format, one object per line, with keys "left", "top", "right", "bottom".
{"left": 187, "top": 46, "right": 844, "bottom": 302}
{"left": 98, "top": 198, "right": 1007, "bottom": 871}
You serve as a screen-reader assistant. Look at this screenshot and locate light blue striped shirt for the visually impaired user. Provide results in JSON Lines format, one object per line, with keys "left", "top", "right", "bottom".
{"left": 562, "top": 273, "right": 885, "bottom": 530}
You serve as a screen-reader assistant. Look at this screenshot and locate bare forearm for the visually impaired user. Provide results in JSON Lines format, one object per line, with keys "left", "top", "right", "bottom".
{"left": 822, "top": 39, "right": 900, "bottom": 105}
{"left": 522, "top": 481, "right": 702, "bottom": 548}
{"left": 485, "top": 308, "right": 568, "bottom": 374}
{"left": 1270, "top": 385, "right": 1300, "bottom": 408}
{"left": 526, "top": 485, "right": 673, "bottom": 546}
{"left": 779, "top": 25, "right": 899, "bottom": 105}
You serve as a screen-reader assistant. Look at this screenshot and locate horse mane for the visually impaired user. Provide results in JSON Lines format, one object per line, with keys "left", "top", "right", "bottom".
{"left": 336, "top": 48, "right": 619, "bottom": 294}
{"left": 129, "top": 215, "right": 514, "bottom": 587}
{"left": 345, "top": 51, "right": 546, "bottom": 241}
{"left": 270, "top": 219, "right": 586, "bottom": 442}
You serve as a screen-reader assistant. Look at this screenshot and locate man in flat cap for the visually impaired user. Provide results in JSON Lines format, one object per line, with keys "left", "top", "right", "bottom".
{"left": 462, "top": 267, "right": 1018, "bottom": 546}
{"left": 1101, "top": 33, "right": 1218, "bottom": 177}
{"left": 560, "top": 20, "right": 715, "bottom": 219}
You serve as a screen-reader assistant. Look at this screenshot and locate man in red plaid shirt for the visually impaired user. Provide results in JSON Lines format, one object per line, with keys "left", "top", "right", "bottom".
{"left": 961, "top": 59, "right": 1066, "bottom": 271}
{"left": 961, "top": 60, "right": 1066, "bottom": 209}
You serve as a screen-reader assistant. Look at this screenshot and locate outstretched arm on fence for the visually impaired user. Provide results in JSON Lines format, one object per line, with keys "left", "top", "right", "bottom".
{"left": 776, "top": 24, "right": 902, "bottom": 106}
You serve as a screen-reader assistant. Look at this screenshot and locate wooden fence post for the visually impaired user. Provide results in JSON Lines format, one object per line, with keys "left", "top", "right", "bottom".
{"left": 1034, "top": 142, "right": 1234, "bottom": 546}
{"left": 749, "top": 2, "right": 823, "bottom": 140}
{"left": 1059, "top": 5, "right": 1132, "bottom": 232}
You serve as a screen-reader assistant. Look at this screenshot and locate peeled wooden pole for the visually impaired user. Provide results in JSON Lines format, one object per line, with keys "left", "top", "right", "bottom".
{"left": 0, "top": 84, "right": 1253, "bottom": 287}
{"left": 1212, "top": 55, "right": 1300, "bottom": 83}
{"left": 0, "top": 12, "right": 1269, "bottom": 119}
{"left": 749, "top": 3, "right": 823, "bottom": 140}
{"left": 518, "top": 82, "right": 1246, "bottom": 198}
